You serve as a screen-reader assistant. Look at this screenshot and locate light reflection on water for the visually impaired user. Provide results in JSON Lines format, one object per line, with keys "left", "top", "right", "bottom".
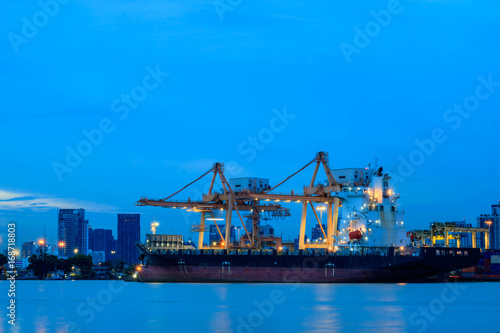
{"left": 0, "top": 281, "right": 499, "bottom": 333}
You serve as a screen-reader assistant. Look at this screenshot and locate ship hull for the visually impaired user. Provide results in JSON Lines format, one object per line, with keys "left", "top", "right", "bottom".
{"left": 137, "top": 246, "right": 481, "bottom": 283}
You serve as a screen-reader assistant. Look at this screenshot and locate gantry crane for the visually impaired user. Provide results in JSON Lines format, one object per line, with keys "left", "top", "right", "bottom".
{"left": 137, "top": 152, "right": 347, "bottom": 250}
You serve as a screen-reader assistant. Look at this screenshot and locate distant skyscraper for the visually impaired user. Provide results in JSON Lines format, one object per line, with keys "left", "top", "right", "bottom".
{"left": 209, "top": 224, "right": 235, "bottom": 244}
{"left": 21, "top": 241, "right": 36, "bottom": 258}
{"left": 90, "top": 228, "right": 115, "bottom": 262}
{"left": 117, "top": 214, "right": 140, "bottom": 264}
{"left": 478, "top": 203, "right": 500, "bottom": 249}
{"left": 88, "top": 227, "right": 95, "bottom": 251}
{"left": 58, "top": 209, "right": 89, "bottom": 257}
{"left": 311, "top": 224, "right": 326, "bottom": 241}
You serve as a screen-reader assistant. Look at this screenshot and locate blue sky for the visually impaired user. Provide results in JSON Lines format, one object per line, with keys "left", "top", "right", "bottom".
{"left": 1, "top": 0, "right": 500, "bottom": 247}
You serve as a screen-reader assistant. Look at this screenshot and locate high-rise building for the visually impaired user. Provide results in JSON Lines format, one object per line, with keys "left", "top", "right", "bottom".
{"left": 311, "top": 224, "right": 327, "bottom": 241}
{"left": 209, "top": 224, "right": 235, "bottom": 245}
{"left": 89, "top": 228, "right": 115, "bottom": 262}
{"left": 58, "top": 209, "right": 89, "bottom": 257}
{"left": 117, "top": 214, "right": 140, "bottom": 264}
{"left": 88, "top": 227, "right": 95, "bottom": 251}
{"left": 478, "top": 203, "right": 500, "bottom": 249}
{"left": 89, "top": 250, "right": 105, "bottom": 265}
{"left": 21, "top": 241, "right": 36, "bottom": 258}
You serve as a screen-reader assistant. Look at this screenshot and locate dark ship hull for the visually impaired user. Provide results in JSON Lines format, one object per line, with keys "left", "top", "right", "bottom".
{"left": 136, "top": 245, "right": 481, "bottom": 283}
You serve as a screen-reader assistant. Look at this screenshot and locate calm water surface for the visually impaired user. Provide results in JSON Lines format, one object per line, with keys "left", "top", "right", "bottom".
{"left": 1, "top": 281, "right": 499, "bottom": 333}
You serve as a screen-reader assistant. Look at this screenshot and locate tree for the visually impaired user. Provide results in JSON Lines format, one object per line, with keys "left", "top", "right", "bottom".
{"left": 27, "top": 254, "right": 58, "bottom": 279}
{"left": 0, "top": 254, "right": 7, "bottom": 266}
{"left": 57, "top": 258, "right": 73, "bottom": 275}
{"left": 70, "top": 254, "right": 94, "bottom": 279}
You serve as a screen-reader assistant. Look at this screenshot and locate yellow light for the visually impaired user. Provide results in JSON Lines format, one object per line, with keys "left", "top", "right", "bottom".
{"left": 221, "top": 242, "right": 225, "bottom": 246}
{"left": 38, "top": 239, "right": 45, "bottom": 246}
{"left": 136, "top": 266, "right": 142, "bottom": 272}
{"left": 58, "top": 242, "right": 65, "bottom": 248}
{"left": 400, "top": 246, "right": 404, "bottom": 250}
{"left": 278, "top": 247, "right": 283, "bottom": 251}
{"left": 74, "top": 248, "right": 79, "bottom": 254}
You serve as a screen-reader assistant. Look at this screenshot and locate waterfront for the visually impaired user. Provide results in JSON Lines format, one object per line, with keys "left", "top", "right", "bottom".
{"left": 1, "top": 281, "right": 499, "bottom": 332}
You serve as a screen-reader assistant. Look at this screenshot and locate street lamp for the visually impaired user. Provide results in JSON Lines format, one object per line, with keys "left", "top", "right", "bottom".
{"left": 316, "top": 205, "right": 326, "bottom": 224}
{"left": 38, "top": 239, "right": 45, "bottom": 246}
{"left": 74, "top": 248, "right": 79, "bottom": 254}
{"left": 58, "top": 241, "right": 65, "bottom": 248}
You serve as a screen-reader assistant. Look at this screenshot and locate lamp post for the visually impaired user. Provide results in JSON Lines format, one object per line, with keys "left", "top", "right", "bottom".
{"left": 316, "top": 205, "right": 326, "bottom": 224}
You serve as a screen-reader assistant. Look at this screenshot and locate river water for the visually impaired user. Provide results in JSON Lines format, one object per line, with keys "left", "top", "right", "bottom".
{"left": 0, "top": 281, "right": 499, "bottom": 332}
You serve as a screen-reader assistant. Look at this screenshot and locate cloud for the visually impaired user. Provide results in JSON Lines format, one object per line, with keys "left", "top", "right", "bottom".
{"left": 0, "top": 189, "right": 117, "bottom": 213}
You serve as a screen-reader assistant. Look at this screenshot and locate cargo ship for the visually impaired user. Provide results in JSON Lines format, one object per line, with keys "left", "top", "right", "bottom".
{"left": 136, "top": 152, "right": 481, "bottom": 283}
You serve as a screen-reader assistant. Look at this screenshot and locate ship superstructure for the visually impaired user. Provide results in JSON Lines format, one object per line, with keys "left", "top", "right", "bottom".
{"left": 332, "top": 164, "right": 408, "bottom": 248}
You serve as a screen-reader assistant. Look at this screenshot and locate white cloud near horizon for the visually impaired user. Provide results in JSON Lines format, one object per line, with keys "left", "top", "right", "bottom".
{"left": 0, "top": 189, "right": 117, "bottom": 213}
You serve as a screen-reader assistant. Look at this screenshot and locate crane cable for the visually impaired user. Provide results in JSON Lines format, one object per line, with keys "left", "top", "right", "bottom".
{"left": 163, "top": 167, "right": 214, "bottom": 201}
{"left": 264, "top": 157, "right": 318, "bottom": 194}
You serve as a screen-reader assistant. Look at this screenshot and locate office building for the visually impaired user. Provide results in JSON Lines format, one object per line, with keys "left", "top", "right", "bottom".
{"left": 89, "top": 227, "right": 115, "bottom": 262}
{"left": 478, "top": 203, "right": 500, "bottom": 249}
{"left": 58, "top": 208, "right": 89, "bottom": 257}
{"left": 89, "top": 250, "right": 105, "bottom": 265}
{"left": 209, "top": 224, "right": 234, "bottom": 245}
{"left": 117, "top": 214, "right": 140, "bottom": 264}
{"left": 311, "top": 224, "right": 327, "bottom": 242}
{"left": 21, "top": 241, "right": 36, "bottom": 258}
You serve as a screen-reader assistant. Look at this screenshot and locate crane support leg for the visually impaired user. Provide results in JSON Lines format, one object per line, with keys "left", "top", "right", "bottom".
{"left": 198, "top": 212, "right": 206, "bottom": 250}
{"left": 327, "top": 202, "right": 333, "bottom": 246}
{"left": 332, "top": 198, "right": 339, "bottom": 238}
{"left": 299, "top": 202, "right": 307, "bottom": 250}
{"left": 225, "top": 193, "right": 233, "bottom": 249}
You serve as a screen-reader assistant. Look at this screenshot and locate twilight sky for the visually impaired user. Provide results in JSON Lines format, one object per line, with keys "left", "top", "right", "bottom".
{"left": 1, "top": 0, "right": 500, "bottom": 248}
